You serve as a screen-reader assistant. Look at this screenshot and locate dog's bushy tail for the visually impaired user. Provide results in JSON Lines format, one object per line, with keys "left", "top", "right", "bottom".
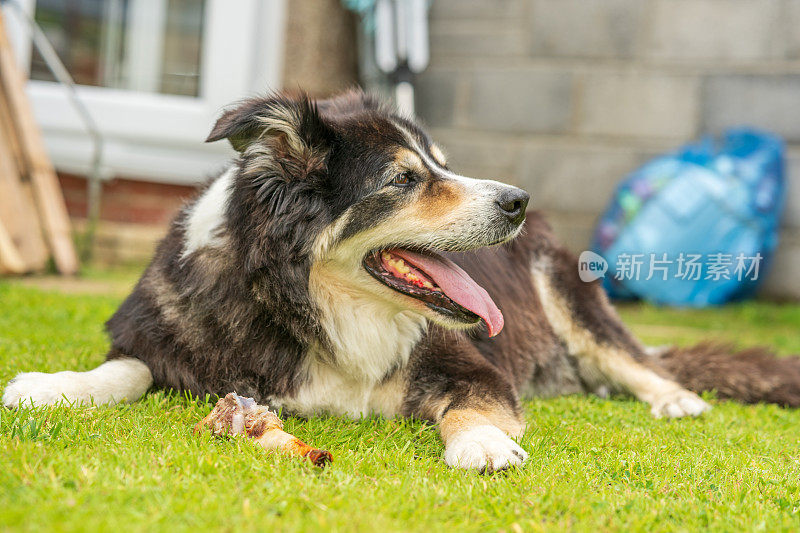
{"left": 652, "top": 343, "right": 800, "bottom": 407}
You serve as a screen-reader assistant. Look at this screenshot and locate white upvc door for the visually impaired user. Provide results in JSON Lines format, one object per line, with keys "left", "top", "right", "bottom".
{"left": 4, "top": 0, "right": 287, "bottom": 184}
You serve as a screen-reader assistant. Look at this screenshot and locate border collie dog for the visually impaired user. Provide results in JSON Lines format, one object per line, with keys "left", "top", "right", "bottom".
{"left": 5, "top": 91, "right": 800, "bottom": 472}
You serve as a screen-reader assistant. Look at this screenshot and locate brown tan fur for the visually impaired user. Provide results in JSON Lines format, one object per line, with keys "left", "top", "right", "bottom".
{"left": 531, "top": 269, "right": 685, "bottom": 405}
{"left": 417, "top": 179, "right": 463, "bottom": 220}
{"left": 440, "top": 407, "right": 525, "bottom": 442}
{"left": 428, "top": 144, "right": 447, "bottom": 167}
{"left": 392, "top": 147, "right": 464, "bottom": 220}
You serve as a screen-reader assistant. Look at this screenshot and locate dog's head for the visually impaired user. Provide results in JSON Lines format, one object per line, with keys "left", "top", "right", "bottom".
{"left": 206, "top": 91, "right": 528, "bottom": 337}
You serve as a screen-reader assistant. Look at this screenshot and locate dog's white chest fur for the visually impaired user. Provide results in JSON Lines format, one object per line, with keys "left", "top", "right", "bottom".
{"left": 273, "top": 357, "right": 411, "bottom": 418}
{"left": 280, "top": 265, "right": 427, "bottom": 417}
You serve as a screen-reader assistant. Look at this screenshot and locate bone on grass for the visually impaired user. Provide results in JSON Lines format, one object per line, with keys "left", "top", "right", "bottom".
{"left": 195, "top": 393, "right": 332, "bottom": 467}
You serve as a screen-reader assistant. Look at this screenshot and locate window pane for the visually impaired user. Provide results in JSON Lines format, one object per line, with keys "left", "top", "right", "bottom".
{"left": 30, "top": 0, "right": 205, "bottom": 97}
{"left": 160, "top": 0, "right": 204, "bottom": 96}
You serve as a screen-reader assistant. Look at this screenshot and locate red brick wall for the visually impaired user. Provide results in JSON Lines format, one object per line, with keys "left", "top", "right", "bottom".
{"left": 58, "top": 173, "right": 198, "bottom": 226}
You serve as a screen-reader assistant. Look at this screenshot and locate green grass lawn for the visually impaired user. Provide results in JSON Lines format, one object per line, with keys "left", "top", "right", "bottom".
{"left": 2, "top": 271, "right": 800, "bottom": 532}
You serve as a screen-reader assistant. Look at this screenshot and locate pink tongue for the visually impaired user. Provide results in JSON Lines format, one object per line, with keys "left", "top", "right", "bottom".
{"left": 391, "top": 250, "right": 504, "bottom": 337}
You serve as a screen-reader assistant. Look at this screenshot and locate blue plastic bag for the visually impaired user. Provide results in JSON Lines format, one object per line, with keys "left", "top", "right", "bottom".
{"left": 590, "top": 128, "right": 785, "bottom": 306}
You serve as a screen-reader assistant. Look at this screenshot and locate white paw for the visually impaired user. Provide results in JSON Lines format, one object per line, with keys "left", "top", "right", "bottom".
{"left": 3, "top": 372, "right": 75, "bottom": 408}
{"left": 650, "top": 389, "right": 711, "bottom": 419}
{"left": 3, "top": 359, "right": 152, "bottom": 409}
{"left": 444, "top": 425, "right": 528, "bottom": 473}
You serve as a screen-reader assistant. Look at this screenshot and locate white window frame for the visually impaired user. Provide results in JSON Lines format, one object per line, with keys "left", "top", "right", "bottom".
{"left": 4, "top": 0, "right": 287, "bottom": 184}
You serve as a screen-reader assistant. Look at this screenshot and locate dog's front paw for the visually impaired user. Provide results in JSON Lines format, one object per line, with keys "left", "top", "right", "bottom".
{"left": 650, "top": 388, "right": 711, "bottom": 419}
{"left": 444, "top": 424, "right": 528, "bottom": 473}
{"left": 3, "top": 372, "right": 72, "bottom": 408}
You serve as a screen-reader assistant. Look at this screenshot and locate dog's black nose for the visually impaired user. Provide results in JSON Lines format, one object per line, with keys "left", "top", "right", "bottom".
{"left": 496, "top": 187, "right": 530, "bottom": 225}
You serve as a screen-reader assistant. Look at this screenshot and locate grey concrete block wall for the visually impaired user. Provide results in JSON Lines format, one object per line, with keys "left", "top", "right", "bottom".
{"left": 467, "top": 70, "right": 573, "bottom": 133}
{"left": 577, "top": 72, "right": 699, "bottom": 138}
{"left": 516, "top": 144, "right": 655, "bottom": 213}
{"left": 528, "top": 0, "right": 647, "bottom": 58}
{"left": 702, "top": 76, "right": 800, "bottom": 141}
{"left": 647, "top": 0, "right": 784, "bottom": 61}
{"left": 415, "top": 0, "right": 800, "bottom": 299}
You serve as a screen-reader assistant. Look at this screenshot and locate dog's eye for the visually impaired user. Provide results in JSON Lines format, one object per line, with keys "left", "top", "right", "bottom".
{"left": 391, "top": 172, "right": 415, "bottom": 187}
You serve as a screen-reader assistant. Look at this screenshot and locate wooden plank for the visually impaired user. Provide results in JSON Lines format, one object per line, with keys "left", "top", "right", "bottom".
{"left": 0, "top": 217, "right": 27, "bottom": 274}
{"left": 0, "top": 11, "right": 78, "bottom": 275}
{"left": 0, "top": 75, "right": 26, "bottom": 177}
{"left": 0, "top": 103, "right": 48, "bottom": 271}
{"left": 0, "top": 69, "right": 47, "bottom": 272}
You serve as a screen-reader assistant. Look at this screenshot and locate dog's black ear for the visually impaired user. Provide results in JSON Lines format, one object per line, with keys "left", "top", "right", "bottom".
{"left": 206, "top": 94, "right": 334, "bottom": 156}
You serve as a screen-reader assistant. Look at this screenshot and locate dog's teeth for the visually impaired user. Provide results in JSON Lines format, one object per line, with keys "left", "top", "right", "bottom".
{"left": 382, "top": 252, "right": 412, "bottom": 275}
{"left": 379, "top": 250, "right": 437, "bottom": 290}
